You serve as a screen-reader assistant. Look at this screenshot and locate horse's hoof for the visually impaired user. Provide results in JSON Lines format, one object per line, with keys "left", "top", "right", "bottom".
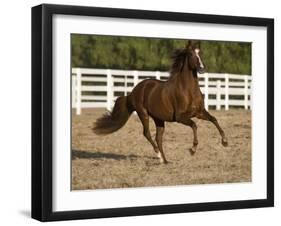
{"left": 189, "top": 147, "right": 196, "bottom": 156}
{"left": 160, "top": 158, "right": 168, "bottom": 164}
{"left": 222, "top": 138, "right": 228, "bottom": 147}
{"left": 157, "top": 152, "right": 161, "bottom": 159}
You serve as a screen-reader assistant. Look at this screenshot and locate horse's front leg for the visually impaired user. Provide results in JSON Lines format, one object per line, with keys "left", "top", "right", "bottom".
{"left": 176, "top": 114, "right": 198, "bottom": 155}
{"left": 198, "top": 109, "right": 228, "bottom": 147}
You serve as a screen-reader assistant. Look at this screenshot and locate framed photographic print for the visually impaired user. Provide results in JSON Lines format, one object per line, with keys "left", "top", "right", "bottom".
{"left": 32, "top": 4, "right": 274, "bottom": 222}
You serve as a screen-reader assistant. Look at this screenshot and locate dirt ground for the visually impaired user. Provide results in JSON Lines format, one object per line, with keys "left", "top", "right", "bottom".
{"left": 72, "top": 108, "right": 251, "bottom": 190}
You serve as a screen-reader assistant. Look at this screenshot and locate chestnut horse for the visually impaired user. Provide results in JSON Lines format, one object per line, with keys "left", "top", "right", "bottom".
{"left": 93, "top": 41, "right": 228, "bottom": 164}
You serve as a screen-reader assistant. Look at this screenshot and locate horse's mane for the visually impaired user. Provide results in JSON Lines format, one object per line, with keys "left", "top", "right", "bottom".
{"left": 169, "top": 48, "right": 189, "bottom": 78}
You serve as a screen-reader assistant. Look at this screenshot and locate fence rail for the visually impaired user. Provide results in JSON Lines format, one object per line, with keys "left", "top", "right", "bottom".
{"left": 72, "top": 68, "right": 251, "bottom": 115}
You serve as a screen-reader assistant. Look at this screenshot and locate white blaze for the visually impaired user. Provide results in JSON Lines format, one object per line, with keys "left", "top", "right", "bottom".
{"left": 195, "top": 48, "right": 204, "bottom": 68}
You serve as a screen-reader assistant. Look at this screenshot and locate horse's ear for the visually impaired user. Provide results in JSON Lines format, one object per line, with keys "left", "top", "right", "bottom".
{"left": 185, "top": 40, "right": 192, "bottom": 49}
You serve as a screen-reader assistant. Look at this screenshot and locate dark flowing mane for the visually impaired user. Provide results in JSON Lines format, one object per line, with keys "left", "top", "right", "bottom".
{"left": 169, "top": 48, "right": 189, "bottom": 78}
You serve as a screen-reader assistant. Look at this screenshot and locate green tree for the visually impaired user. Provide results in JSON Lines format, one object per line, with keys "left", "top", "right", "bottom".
{"left": 71, "top": 34, "right": 251, "bottom": 75}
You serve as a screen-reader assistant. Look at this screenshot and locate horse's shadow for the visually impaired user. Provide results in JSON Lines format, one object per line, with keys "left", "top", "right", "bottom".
{"left": 72, "top": 149, "right": 158, "bottom": 161}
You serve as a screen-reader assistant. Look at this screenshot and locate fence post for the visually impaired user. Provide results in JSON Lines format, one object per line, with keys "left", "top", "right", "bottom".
{"left": 124, "top": 75, "right": 127, "bottom": 96}
{"left": 133, "top": 70, "right": 139, "bottom": 87}
{"left": 216, "top": 80, "right": 221, "bottom": 110}
{"left": 225, "top": 74, "right": 229, "bottom": 110}
{"left": 107, "top": 69, "right": 113, "bottom": 111}
{"left": 204, "top": 73, "right": 209, "bottom": 110}
{"left": 76, "top": 68, "right": 82, "bottom": 115}
{"left": 155, "top": 71, "right": 160, "bottom": 80}
{"left": 244, "top": 75, "right": 248, "bottom": 110}
{"left": 72, "top": 75, "right": 76, "bottom": 108}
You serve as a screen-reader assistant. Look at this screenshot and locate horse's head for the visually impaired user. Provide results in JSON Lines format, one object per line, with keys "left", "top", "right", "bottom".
{"left": 185, "top": 41, "right": 205, "bottom": 74}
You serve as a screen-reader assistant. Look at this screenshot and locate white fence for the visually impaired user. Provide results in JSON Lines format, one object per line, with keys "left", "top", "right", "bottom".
{"left": 72, "top": 68, "right": 251, "bottom": 115}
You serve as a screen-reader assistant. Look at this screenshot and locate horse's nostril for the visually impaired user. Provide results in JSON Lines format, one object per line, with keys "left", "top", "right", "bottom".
{"left": 198, "top": 67, "right": 205, "bottom": 74}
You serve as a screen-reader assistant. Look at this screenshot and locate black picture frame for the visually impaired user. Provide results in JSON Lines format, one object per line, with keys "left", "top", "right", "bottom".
{"left": 32, "top": 3, "right": 274, "bottom": 222}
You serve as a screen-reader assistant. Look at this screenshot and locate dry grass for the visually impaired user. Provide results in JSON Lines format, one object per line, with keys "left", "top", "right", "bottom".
{"left": 72, "top": 108, "right": 251, "bottom": 190}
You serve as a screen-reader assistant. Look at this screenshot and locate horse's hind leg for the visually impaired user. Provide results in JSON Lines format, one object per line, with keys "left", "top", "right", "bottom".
{"left": 153, "top": 118, "right": 168, "bottom": 164}
{"left": 176, "top": 115, "right": 198, "bottom": 155}
{"left": 137, "top": 111, "right": 160, "bottom": 156}
{"left": 198, "top": 109, "right": 228, "bottom": 147}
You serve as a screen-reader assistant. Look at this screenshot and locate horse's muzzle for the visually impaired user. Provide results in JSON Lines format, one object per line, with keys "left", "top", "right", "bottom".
{"left": 197, "top": 67, "right": 205, "bottom": 74}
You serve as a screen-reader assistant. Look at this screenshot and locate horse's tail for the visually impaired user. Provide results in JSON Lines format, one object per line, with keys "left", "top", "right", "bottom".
{"left": 93, "top": 95, "right": 134, "bottom": 135}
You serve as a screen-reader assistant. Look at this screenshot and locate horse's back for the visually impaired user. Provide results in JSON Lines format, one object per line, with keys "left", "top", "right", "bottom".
{"left": 130, "top": 79, "right": 163, "bottom": 108}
